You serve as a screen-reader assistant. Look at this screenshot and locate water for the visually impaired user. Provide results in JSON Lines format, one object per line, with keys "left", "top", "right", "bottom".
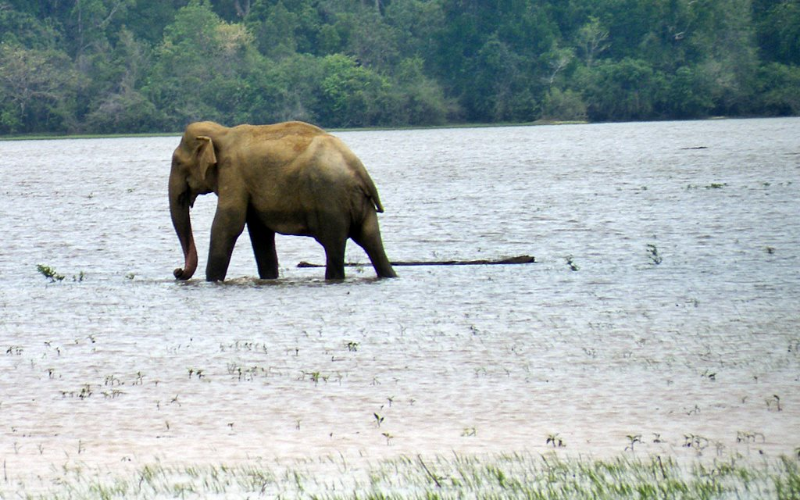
{"left": 1, "top": 119, "right": 799, "bottom": 483}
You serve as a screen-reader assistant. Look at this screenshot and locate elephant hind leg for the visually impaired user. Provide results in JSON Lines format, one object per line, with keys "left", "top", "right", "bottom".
{"left": 321, "top": 237, "right": 347, "bottom": 280}
{"left": 247, "top": 208, "right": 279, "bottom": 279}
{"left": 351, "top": 210, "right": 397, "bottom": 278}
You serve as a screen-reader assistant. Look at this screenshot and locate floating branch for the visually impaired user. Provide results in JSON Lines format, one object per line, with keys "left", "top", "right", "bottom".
{"left": 297, "top": 255, "right": 535, "bottom": 268}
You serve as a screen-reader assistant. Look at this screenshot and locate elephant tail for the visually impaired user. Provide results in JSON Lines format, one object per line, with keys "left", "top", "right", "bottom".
{"left": 362, "top": 175, "right": 385, "bottom": 213}
{"left": 350, "top": 157, "right": 384, "bottom": 213}
{"left": 369, "top": 187, "right": 385, "bottom": 213}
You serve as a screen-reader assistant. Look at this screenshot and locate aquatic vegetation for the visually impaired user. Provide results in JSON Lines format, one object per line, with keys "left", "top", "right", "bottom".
{"left": 646, "top": 244, "right": 663, "bottom": 265}
{"left": 686, "top": 182, "right": 729, "bottom": 190}
{"left": 625, "top": 434, "right": 643, "bottom": 452}
{"left": 683, "top": 434, "right": 710, "bottom": 451}
{"left": 565, "top": 255, "right": 580, "bottom": 271}
{"left": 36, "top": 264, "right": 86, "bottom": 282}
{"left": 737, "top": 431, "right": 766, "bottom": 444}
{"left": 36, "top": 264, "right": 64, "bottom": 282}
{"left": 547, "top": 433, "right": 566, "bottom": 448}
{"left": 5, "top": 453, "right": 799, "bottom": 499}
{"left": 766, "top": 394, "right": 783, "bottom": 412}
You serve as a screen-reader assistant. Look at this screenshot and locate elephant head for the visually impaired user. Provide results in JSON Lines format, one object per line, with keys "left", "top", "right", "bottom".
{"left": 168, "top": 122, "right": 225, "bottom": 280}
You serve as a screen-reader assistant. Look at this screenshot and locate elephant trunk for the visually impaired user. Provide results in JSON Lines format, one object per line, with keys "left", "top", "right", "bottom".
{"left": 169, "top": 171, "right": 198, "bottom": 280}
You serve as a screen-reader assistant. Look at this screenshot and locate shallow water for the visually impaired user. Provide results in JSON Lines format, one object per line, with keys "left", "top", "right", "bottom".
{"left": 1, "top": 119, "right": 799, "bottom": 484}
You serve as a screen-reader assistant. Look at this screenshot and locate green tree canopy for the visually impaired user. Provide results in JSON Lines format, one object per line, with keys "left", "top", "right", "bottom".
{"left": 0, "top": 0, "right": 798, "bottom": 134}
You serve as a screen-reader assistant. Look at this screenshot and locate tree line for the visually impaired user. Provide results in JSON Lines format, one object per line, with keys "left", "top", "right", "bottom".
{"left": 1, "top": 0, "right": 798, "bottom": 135}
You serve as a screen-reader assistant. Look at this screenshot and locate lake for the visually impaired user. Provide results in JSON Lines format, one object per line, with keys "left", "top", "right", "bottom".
{"left": 1, "top": 118, "right": 798, "bottom": 487}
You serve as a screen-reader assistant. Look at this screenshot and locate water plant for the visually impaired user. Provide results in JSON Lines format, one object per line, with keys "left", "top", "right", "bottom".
{"left": 6, "top": 453, "right": 798, "bottom": 498}
{"left": 702, "top": 370, "right": 717, "bottom": 381}
{"left": 6, "top": 346, "right": 23, "bottom": 356}
{"left": 625, "top": 434, "right": 642, "bottom": 452}
{"left": 36, "top": 264, "right": 64, "bottom": 282}
{"left": 646, "top": 244, "right": 662, "bottom": 265}
{"left": 565, "top": 255, "right": 579, "bottom": 271}
{"left": 766, "top": 394, "right": 783, "bottom": 412}
{"left": 737, "top": 431, "right": 766, "bottom": 444}
{"left": 417, "top": 455, "right": 443, "bottom": 488}
{"left": 546, "top": 433, "right": 566, "bottom": 448}
{"left": 687, "top": 183, "right": 728, "bottom": 190}
{"left": 683, "top": 434, "right": 709, "bottom": 451}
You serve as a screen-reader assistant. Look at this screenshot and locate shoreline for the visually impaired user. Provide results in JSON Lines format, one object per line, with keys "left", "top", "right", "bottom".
{"left": 3, "top": 115, "right": 785, "bottom": 142}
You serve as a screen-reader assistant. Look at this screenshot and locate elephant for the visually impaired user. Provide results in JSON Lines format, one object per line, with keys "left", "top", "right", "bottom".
{"left": 169, "top": 121, "right": 397, "bottom": 281}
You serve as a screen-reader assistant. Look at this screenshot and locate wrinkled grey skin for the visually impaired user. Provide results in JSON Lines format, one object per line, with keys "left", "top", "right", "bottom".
{"left": 169, "top": 121, "right": 396, "bottom": 281}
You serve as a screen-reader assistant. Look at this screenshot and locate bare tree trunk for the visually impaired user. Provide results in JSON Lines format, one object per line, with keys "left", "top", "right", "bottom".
{"left": 363, "top": 0, "right": 382, "bottom": 14}
{"left": 234, "top": 0, "right": 251, "bottom": 18}
{"left": 298, "top": 255, "right": 536, "bottom": 268}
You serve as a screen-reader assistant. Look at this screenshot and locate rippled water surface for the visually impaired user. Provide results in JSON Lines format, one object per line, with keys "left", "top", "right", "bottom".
{"left": 1, "top": 119, "right": 799, "bottom": 483}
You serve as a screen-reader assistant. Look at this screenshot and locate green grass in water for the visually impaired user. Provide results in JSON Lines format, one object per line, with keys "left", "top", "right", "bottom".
{"left": 8, "top": 453, "right": 800, "bottom": 499}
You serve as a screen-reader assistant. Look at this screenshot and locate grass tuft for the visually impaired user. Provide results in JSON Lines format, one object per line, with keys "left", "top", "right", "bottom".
{"left": 8, "top": 453, "right": 797, "bottom": 499}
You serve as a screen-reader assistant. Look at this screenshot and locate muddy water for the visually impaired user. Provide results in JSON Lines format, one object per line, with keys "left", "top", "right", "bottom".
{"left": 1, "top": 119, "right": 799, "bottom": 482}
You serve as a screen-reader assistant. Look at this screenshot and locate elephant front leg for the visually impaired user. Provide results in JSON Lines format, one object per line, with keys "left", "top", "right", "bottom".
{"left": 246, "top": 209, "right": 279, "bottom": 279}
{"left": 207, "top": 206, "right": 246, "bottom": 282}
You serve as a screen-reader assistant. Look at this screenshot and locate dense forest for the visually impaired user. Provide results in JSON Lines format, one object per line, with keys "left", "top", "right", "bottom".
{"left": 1, "top": 0, "right": 798, "bottom": 134}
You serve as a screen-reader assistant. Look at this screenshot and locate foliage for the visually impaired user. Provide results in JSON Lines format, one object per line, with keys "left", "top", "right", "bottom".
{"left": 5, "top": 453, "right": 800, "bottom": 498}
{"left": 0, "top": 45, "right": 79, "bottom": 134}
{"left": 36, "top": 264, "right": 65, "bottom": 282}
{"left": 0, "top": 0, "right": 798, "bottom": 134}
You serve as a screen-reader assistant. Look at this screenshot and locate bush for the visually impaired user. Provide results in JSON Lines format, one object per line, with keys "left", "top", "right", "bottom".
{"left": 84, "top": 89, "right": 164, "bottom": 134}
{"left": 541, "top": 88, "right": 587, "bottom": 121}
{"left": 576, "top": 58, "right": 668, "bottom": 121}
{"left": 758, "top": 63, "right": 800, "bottom": 116}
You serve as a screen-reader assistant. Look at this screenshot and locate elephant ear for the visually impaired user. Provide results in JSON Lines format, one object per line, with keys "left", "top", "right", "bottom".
{"left": 195, "top": 135, "right": 217, "bottom": 182}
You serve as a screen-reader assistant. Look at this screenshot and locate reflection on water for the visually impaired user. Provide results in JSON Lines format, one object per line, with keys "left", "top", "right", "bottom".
{"left": 1, "top": 118, "right": 799, "bottom": 482}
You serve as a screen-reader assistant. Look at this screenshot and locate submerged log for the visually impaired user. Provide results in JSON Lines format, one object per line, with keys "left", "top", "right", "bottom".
{"left": 297, "top": 255, "right": 535, "bottom": 268}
